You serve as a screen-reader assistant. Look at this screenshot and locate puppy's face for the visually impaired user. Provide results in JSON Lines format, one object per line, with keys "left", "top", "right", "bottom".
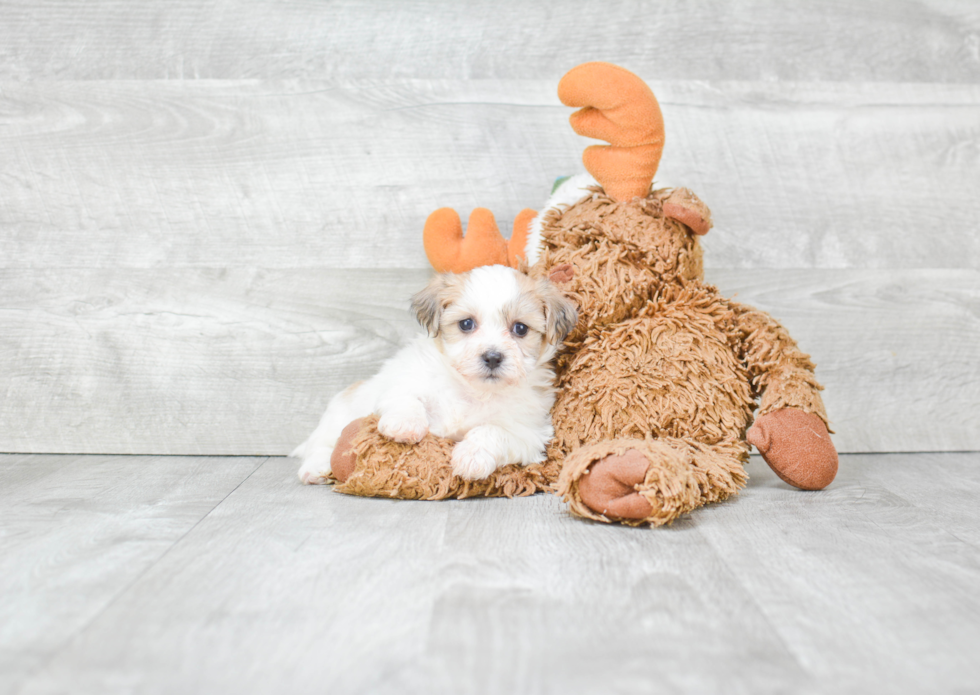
{"left": 412, "top": 265, "right": 577, "bottom": 389}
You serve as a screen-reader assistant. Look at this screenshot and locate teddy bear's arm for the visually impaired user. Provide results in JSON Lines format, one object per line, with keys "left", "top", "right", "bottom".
{"left": 732, "top": 303, "right": 838, "bottom": 490}
{"left": 329, "top": 416, "right": 557, "bottom": 500}
{"left": 733, "top": 304, "right": 829, "bottom": 424}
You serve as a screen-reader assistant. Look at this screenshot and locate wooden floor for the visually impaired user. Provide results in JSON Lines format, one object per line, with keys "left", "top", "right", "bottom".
{"left": 3, "top": 452, "right": 978, "bottom": 694}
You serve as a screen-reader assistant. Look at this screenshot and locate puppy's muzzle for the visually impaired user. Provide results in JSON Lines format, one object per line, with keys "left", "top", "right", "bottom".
{"left": 481, "top": 350, "right": 504, "bottom": 372}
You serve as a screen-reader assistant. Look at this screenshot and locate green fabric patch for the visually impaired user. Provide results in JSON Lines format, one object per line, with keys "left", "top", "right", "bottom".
{"left": 551, "top": 176, "right": 572, "bottom": 194}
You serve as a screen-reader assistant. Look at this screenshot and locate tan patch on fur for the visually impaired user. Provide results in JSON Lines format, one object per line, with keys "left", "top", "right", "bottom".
{"left": 342, "top": 381, "right": 365, "bottom": 397}
{"left": 506, "top": 274, "right": 546, "bottom": 326}
{"left": 413, "top": 273, "right": 466, "bottom": 336}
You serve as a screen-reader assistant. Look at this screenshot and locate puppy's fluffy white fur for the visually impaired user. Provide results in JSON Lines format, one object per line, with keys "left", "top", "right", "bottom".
{"left": 293, "top": 264, "right": 577, "bottom": 484}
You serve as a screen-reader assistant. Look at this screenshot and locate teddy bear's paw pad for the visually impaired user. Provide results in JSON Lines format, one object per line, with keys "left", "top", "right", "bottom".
{"left": 748, "top": 409, "right": 838, "bottom": 490}
{"left": 328, "top": 418, "right": 369, "bottom": 483}
{"left": 577, "top": 449, "right": 654, "bottom": 520}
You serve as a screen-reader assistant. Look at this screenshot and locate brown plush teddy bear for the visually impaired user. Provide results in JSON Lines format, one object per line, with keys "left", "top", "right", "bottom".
{"left": 324, "top": 62, "right": 838, "bottom": 526}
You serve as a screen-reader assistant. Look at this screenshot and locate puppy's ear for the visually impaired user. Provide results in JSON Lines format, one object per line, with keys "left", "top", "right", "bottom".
{"left": 539, "top": 280, "right": 578, "bottom": 344}
{"left": 412, "top": 273, "right": 464, "bottom": 336}
{"left": 411, "top": 274, "right": 446, "bottom": 336}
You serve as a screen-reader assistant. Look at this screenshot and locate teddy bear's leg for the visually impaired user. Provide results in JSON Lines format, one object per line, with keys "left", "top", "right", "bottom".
{"left": 557, "top": 438, "right": 749, "bottom": 526}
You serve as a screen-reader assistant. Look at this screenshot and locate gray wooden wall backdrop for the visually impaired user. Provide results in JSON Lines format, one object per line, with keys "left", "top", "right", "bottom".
{"left": 1, "top": 0, "right": 978, "bottom": 456}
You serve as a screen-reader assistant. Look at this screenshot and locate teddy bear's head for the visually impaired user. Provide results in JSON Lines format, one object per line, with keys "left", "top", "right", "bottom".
{"left": 534, "top": 186, "right": 707, "bottom": 341}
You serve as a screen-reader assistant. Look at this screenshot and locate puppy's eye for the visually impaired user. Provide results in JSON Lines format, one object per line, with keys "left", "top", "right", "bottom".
{"left": 458, "top": 318, "right": 476, "bottom": 333}
{"left": 512, "top": 322, "right": 529, "bottom": 337}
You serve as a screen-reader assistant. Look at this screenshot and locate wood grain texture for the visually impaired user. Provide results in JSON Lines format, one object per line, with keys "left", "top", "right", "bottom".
{"left": 1, "top": 0, "right": 978, "bottom": 82}
{"left": 708, "top": 268, "right": 980, "bottom": 455}
{"left": 1, "top": 267, "right": 976, "bottom": 456}
{"left": 5, "top": 452, "right": 979, "bottom": 694}
{"left": 0, "top": 267, "right": 429, "bottom": 455}
{"left": 696, "top": 452, "right": 980, "bottom": 693}
{"left": 0, "top": 454, "right": 263, "bottom": 695}
{"left": 2, "top": 80, "right": 978, "bottom": 270}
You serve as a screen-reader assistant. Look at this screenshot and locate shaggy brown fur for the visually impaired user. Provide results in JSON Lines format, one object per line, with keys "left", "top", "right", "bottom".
{"left": 538, "top": 187, "right": 829, "bottom": 523}
{"left": 327, "top": 184, "right": 832, "bottom": 525}
{"left": 332, "top": 416, "right": 558, "bottom": 500}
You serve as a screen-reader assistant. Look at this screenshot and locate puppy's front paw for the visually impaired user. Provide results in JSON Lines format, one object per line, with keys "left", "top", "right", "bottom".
{"left": 451, "top": 439, "right": 499, "bottom": 480}
{"left": 378, "top": 411, "right": 429, "bottom": 444}
{"left": 297, "top": 457, "right": 331, "bottom": 485}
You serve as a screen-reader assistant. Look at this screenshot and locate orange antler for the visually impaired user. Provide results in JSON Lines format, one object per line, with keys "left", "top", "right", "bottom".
{"left": 557, "top": 62, "right": 665, "bottom": 202}
{"left": 508, "top": 208, "right": 537, "bottom": 267}
{"left": 424, "top": 207, "right": 537, "bottom": 273}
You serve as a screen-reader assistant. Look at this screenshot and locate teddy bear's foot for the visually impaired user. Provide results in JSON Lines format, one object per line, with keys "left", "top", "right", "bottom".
{"left": 576, "top": 450, "right": 654, "bottom": 520}
{"left": 747, "top": 408, "right": 838, "bottom": 490}
{"left": 558, "top": 439, "right": 705, "bottom": 526}
{"left": 558, "top": 438, "right": 751, "bottom": 526}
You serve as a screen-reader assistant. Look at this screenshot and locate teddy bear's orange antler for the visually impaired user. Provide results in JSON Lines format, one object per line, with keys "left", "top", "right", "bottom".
{"left": 558, "top": 62, "right": 665, "bottom": 202}
{"left": 423, "top": 207, "right": 537, "bottom": 273}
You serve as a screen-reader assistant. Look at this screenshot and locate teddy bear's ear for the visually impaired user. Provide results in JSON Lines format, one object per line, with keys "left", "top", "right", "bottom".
{"left": 662, "top": 188, "right": 712, "bottom": 236}
{"left": 548, "top": 263, "right": 575, "bottom": 285}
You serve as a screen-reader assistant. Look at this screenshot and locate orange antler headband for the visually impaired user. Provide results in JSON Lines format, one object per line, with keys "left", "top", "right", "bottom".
{"left": 423, "top": 207, "right": 536, "bottom": 274}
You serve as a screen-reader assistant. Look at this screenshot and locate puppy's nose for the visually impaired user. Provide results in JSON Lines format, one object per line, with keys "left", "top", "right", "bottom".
{"left": 482, "top": 350, "right": 504, "bottom": 371}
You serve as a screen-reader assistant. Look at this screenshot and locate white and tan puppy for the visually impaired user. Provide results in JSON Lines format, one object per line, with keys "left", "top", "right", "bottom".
{"left": 294, "top": 264, "right": 577, "bottom": 484}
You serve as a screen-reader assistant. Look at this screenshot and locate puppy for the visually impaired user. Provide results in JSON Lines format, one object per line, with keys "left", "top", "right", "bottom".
{"left": 293, "top": 264, "right": 577, "bottom": 484}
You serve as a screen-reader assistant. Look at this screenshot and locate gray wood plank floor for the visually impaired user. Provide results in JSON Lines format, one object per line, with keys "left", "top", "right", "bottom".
{"left": 3, "top": 452, "right": 979, "bottom": 695}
